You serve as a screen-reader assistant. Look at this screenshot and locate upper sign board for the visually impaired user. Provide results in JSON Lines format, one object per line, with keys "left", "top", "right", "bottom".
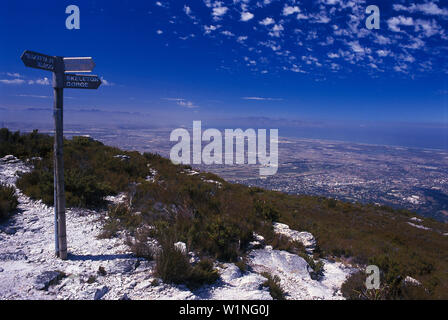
{"left": 63, "top": 57, "right": 95, "bottom": 72}
{"left": 21, "top": 50, "right": 55, "bottom": 71}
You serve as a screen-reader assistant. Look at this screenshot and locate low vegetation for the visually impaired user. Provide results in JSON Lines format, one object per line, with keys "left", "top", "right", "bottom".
{"left": 2, "top": 128, "right": 448, "bottom": 299}
{"left": 2, "top": 131, "right": 149, "bottom": 208}
{"left": 0, "top": 184, "right": 18, "bottom": 220}
{"left": 341, "top": 269, "right": 430, "bottom": 300}
{"left": 261, "top": 272, "right": 286, "bottom": 300}
{"left": 155, "top": 238, "right": 219, "bottom": 289}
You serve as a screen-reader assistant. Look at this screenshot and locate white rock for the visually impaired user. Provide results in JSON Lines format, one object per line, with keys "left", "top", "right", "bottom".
{"left": 407, "top": 222, "right": 431, "bottom": 231}
{"left": 174, "top": 242, "right": 187, "bottom": 254}
{"left": 404, "top": 276, "right": 421, "bottom": 286}
{"left": 273, "top": 222, "right": 317, "bottom": 253}
{"left": 194, "top": 264, "right": 272, "bottom": 300}
{"left": 247, "top": 248, "right": 354, "bottom": 300}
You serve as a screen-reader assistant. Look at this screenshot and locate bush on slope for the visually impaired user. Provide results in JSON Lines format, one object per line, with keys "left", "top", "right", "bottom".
{"left": 0, "top": 184, "right": 18, "bottom": 220}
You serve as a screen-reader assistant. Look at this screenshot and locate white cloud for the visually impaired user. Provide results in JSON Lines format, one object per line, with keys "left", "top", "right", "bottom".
{"left": 204, "top": 25, "right": 219, "bottom": 34}
{"left": 330, "top": 63, "right": 340, "bottom": 71}
{"left": 0, "top": 76, "right": 49, "bottom": 85}
{"left": 269, "top": 24, "right": 284, "bottom": 37}
{"left": 100, "top": 77, "right": 114, "bottom": 86}
{"left": 183, "top": 5, "right": 197, "bottom": 21}
{"left": 376, "top": 49, "right": 390, "bottom": 57}
{"left": 173, "top": 0, "right": 446, "bottom": 77}
{"left": 237, "top": 36, "right": 248, "bottom": 43}
{"left": 310, "top": 12, "right": 331, "bottom": 24}
{"left": 177, "top": 100, "right": 198, "bottom": 108}
{"left": 241, "top": 12, "right": 254, "bottom": 22}
{"left": 414, "top": 19, "right": 441, "bottom": 37}
{"left": 16, "top": 94, "right": 50, "bottom": 99}
{"left": 394, "top": 64, "right": 408, "bottom": 73}
{"left": 179, "top": 34, "right": 196, "bottom": 40}
{"left": 393, "top": 3, "right": 448, "bottom": 16}
{"left": 403, "top": 37, "right": 425, "bottom": 49}
{"left": 259, "top": 40, "right": 281, "bottom": 51}
{"left": 259, "top": 17, "right": 274, "bottom": 25}
{"left": 24, "top": 77, "right": 50, "bottom": 85}
{"left": 221, "top": 30, "right": 235, "bottom": 37}
{"left": 387, "top": 16, "right": 414, "bottom": 32}
{"left": 0, "top": 78, "right": 25, "bottom": 84}
{"left": 6, "top": 72, "right": 22, "bottom": 78}
{"left": 347, "top": 41, "right": 365, "bottom": 54}
{"left": 374, "top": 35, "right": 392, "bottom": 45}
{"left": 212, "top": 6, "right": 228, "bottom": 18}
{"left": 283, "top": 5, "right": 300, "bottom": 16}
{"left": 319, "top": 0, "right": 341, "bottom": 5}
{"left": 399, "top": 53, "right": 415, "bottom": 63}
{"left": 34, "top": 77, "right": 50, "bottom": 85}
{"left": 289, "top": 64, "right": 307, "bottom": 73}
{"left": 302, "top": 55, "right": 321, "bottom": 66}
{"left": 163, "top": 98, "right": 199, "bottom": 108}
{"left": 242, "top": 97, "right": 283, "bottom": 101}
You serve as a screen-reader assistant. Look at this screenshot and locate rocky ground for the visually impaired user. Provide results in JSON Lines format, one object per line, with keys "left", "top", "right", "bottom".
{"left": 0, "top": 155, "right": 355, "bottom": 300}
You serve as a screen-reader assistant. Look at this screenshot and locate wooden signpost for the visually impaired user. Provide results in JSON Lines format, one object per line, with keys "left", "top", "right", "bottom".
{"left": 21, "top": 50, "right": 102, "bottom": 260}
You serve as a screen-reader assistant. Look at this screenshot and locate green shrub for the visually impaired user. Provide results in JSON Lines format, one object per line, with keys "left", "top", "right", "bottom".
{"left": 108, "top": 203, "right": 142, "bottom": 229}
{"left": 0, "top": 184, "right": 18, "bottom": 220}
{"left": 235, "top": 258, "right": 248, "bottom": 273}
{"left": 125, "top": 228, "right": 156, "bottom": 260}
{"left": 155, "top": 239, "right": 219, "bottom": 289}
{"left": 9, "top": 128, "right": 150, "bottom": 208}
{"left": 261, "top": 272, "right": 285, "bottom": 300}
{"left": 298, "top": 253, "right": 324, "bottom": 280}
{"left": 254, "top": 199, "right": 279, "bottom": 222}
{"left": 155, "top": 240, "right": 193, "bottom": 285}
{"left": 0, "top": 128, "right": 52, "bottom": 159}
{"left": 98, "top": 219, "right": 120, "bottom": 239}
{"left": 341, "top": 269, "right": 431, "bottom": 300}
{"left": 270, "top": 234, "right": 306, "bottom": 255}
{"left": 341, "top": 271, "right": 390, "bottom": 300}
{"left": 341, "top": 271, "right": 366, "bottom": 299}
{"left": 188, "top": 258, "right": 220, "bottom": 289}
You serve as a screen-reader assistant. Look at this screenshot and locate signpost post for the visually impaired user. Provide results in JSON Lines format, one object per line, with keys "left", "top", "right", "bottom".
{"left": 21, "top": 50, "right": 101, "bottom": 260}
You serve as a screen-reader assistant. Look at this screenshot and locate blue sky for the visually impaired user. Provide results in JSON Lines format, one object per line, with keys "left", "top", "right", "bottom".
{"left": 0, "top": 0, "right": 447, "bottom": 143}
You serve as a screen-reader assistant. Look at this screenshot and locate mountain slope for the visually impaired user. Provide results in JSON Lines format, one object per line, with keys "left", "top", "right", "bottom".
{"left": 1, "top": 128, "right": 448, "bottom": 299}
{"left": 0, "top": 154, "right": 353, "bottom": 299}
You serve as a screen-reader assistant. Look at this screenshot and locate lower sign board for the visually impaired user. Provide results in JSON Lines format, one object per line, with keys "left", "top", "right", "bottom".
{"left": 64, "top": 74, "right": 101, "bottom": 89}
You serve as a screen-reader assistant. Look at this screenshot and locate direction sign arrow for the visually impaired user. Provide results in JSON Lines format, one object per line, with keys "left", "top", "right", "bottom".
{"left": 63, "top": 57, "right": 95, "bottom": 72}
{"left": 64, "top": 74, "right": 101, "bottom": 89}
{"left": 21, "top": 50, "right": 56, "bottom": 71}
